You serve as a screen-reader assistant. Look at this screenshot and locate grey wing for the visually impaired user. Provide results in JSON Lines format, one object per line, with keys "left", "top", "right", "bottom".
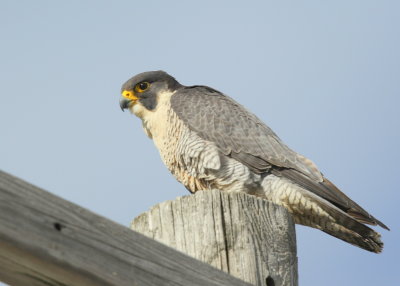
{"left": 171, "top": 86, "right": 388, "bottom": 230}
{"left": 171, "top": 86, "right": 321, "bottom": 178}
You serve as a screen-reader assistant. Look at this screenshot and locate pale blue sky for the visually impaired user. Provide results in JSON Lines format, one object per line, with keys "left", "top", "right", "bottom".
{"left": 1, "top": 1, "right": 399, "bottom": 285}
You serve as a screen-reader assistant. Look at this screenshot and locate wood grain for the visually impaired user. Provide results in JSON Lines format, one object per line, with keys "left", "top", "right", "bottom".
{"left": 0, "top": 170, "right": 252, "bottom": 286}
{"left": 131, "top": 189, "right": 298, "bottom": 286}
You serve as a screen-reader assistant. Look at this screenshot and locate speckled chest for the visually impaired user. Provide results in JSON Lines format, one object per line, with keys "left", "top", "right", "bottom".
{"left": 132, "top": 91, "right": 262, "bottom": 194}
{"left": 132, "top": 92, "right": 210, "bottom": 191}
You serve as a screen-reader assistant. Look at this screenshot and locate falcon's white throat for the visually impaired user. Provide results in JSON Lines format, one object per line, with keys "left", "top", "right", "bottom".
{"left": 130, "top": 90, "right": 176, "bottom": 142}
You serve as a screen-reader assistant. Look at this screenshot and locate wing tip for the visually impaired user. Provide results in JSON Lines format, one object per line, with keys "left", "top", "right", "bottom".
{"left": 347, "top": 210, "right": 390, "bottom": 231}
{"left": 321, "top": 178, "right": 389, "bottom": 231}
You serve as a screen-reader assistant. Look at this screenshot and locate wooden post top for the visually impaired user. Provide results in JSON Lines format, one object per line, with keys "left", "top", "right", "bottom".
{"left": 132, "top": 189, "right": 298, "bottom": 286}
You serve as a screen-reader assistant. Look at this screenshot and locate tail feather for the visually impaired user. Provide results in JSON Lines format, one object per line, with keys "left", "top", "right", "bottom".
{"left": 263, "top": 175, "right": 385, "bottom": 253}
{"left": 314, "top": 198, "right": 384, "bottom": 253}
{"left": 272, "top": 169, "right": 389, "bottom": 231}
{"left": 321, "top": 224, "right": 383, "bottom": 253}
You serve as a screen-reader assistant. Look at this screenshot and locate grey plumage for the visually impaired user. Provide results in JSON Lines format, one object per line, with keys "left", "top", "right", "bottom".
{"left": 120, "top": 70, "right": 388, "bottom": 253}
{"left": 171, "top": 86, "right": 319, "bottom": 177}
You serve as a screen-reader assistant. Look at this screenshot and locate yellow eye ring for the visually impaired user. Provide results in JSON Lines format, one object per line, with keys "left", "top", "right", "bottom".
{"left": 135, "top": 82, "right": 150, "bottom": 93}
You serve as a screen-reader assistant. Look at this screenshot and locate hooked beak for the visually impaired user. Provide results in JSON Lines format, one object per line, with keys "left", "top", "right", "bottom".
{"left": 120, "top": 90, "right": 138, "bottom": 111}
{"left": 119, "top": 97, "right": 132, "bottom": 111}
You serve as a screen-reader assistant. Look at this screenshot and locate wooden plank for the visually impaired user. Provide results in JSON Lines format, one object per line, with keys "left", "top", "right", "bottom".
{"left": 0, "top": 170, "right": 252, "bottom": 286}
{"left": 132, "top": 189, "right": 298, "bottom": 286}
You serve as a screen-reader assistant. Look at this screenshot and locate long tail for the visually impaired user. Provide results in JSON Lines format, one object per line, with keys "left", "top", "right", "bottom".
{"left": 262, "top": 175, "right": 384, "bottom": 253}
{"left": 300, "top": 193, "right": 384, "bottom": 253}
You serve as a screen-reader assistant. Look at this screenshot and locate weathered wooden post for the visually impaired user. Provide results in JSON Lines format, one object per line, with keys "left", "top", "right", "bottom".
{"left": 0, "top": 171, "right": 253, "bottom": 286}
{"left": 131, "top": 189, "right": 298, "bottom": 286}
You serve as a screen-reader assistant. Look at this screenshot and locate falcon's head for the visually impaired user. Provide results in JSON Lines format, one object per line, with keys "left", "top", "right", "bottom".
{"left": 120, "top": 71, "right": 181, "bottom": 116}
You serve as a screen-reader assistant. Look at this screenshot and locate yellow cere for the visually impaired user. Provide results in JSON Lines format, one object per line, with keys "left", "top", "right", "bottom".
{"left": 122, "top": 90, "right": 138, "bottom": 101}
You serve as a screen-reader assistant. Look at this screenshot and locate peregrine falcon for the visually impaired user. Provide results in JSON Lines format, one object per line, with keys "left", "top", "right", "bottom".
{"left": 120, "top": 70, "right": 388, "bottom": 253}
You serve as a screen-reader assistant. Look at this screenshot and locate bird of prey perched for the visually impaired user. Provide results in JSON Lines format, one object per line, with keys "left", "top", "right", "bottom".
{"left": 120, "top": 70, "right": 388, "bottom": 253}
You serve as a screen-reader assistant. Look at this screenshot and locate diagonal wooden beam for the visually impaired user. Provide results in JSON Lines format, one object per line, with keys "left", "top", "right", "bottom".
{"left": 0, "top": 170, "right": 252, "bottom": 286}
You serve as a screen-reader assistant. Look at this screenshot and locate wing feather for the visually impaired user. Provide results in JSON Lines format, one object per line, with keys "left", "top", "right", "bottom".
{"left": 171, "top": 86, "right": 315, "bottom": 175}
{"left": 171, "top": 86, "right": 388, "bottom": 229}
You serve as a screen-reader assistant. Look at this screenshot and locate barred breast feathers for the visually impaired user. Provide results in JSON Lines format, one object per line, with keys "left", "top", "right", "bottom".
{"left": 134, "top": 90, "right": 263, "bottom": 193}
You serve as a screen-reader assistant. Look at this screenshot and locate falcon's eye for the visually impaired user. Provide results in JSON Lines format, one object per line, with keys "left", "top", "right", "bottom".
{"left": 135, "top": 82, "right": 150, "bottom": 92}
